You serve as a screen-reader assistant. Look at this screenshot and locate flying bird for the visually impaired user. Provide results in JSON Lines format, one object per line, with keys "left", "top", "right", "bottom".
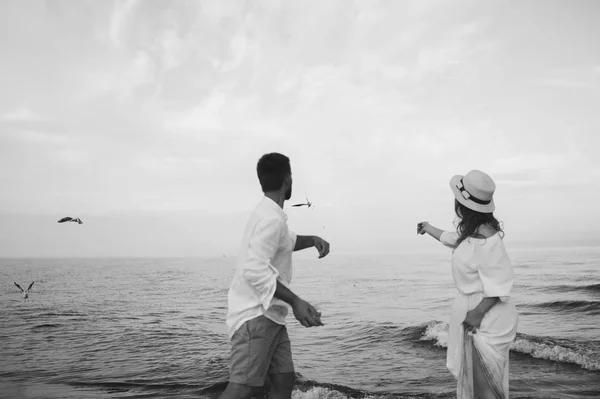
{"left": 14, "top": 282, "right": 34, "bottom": 301}
{"left": 292, "top": 196, "right": 313, "bottom": 208}
{"left": 58, "top": 217, "right": 83, "bottom": 224}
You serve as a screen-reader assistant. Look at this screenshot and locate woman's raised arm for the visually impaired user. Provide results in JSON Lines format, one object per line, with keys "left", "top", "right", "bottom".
{"left": 418, "top": 222, "right": 458, "bottom": 248}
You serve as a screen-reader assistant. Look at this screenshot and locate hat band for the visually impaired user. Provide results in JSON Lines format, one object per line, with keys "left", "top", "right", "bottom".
{"left": 458, "top": 178, "right": 491, "bottom": 205}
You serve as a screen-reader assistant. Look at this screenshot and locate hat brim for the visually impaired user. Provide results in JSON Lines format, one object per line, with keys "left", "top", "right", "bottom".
{"left": 450, "top": 174, "right": 495, "bottom": 213}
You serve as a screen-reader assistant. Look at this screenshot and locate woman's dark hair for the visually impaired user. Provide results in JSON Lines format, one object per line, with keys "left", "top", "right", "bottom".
{"left": 453, "top": 199, "right": 504, "bottom": 247}
{"left": 256, "top": 153, "right": 291, "bottom": 192}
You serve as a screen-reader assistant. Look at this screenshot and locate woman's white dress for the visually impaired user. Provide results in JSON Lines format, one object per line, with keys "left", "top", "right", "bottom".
{"left": 440, "top": 231, "right": 518, "bottom": 399}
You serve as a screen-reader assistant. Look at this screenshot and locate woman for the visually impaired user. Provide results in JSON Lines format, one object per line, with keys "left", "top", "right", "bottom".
{"left": 418, "top": 170, "right": 518, "bottom": 398}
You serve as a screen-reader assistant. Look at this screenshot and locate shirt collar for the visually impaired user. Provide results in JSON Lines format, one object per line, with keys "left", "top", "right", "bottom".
{"left": 261, "top": 196, "right": 288, "bottom": 220}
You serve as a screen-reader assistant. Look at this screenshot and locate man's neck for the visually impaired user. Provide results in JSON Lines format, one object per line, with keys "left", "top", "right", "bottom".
{"left": 264, "top": 191, "right": 285, "bottom": 208}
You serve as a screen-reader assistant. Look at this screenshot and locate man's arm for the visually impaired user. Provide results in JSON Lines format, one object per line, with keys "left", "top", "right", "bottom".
{"left": 294, "top": 235, "right": 315, "bottom": 251}
{"left": 274, "top": 280, "right": 301, "bottom": 305}
{"left": 294, "top": 235, "right": 330, "bottom": 258}
{"left": 275, "top": 280, "right": 323, "bottom": 327}
{"left": 242, "top": 220, "right": 323, "bottom": 328}
{"left": 242, "top": 217, "right": 283, "bottom": 309}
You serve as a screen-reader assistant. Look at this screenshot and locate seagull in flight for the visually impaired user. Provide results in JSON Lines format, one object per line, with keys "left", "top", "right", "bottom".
{"left": 14, "top": 282, "right": 34, "bottom": 301}
{"left": 58, "top": 217, "right": 83, "bottom": 224}
{"left": 292, "top": 196, "right": 313, "bottom": 208}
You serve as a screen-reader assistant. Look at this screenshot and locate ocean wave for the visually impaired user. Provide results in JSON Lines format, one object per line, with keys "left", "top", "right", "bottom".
{"left": 293, "top": 387, "right": 358, "bottom": 399}
{"left": 201, "top": 375, "right": 455, "bottom": 399}
{"left": 294, "top": 375, "right": 453, "bottom": 399}
{"left": 511, "top": 333, "right": 600, "bottom": 371}
{"left": 528, "top": 300, "right": 600, "bottom": 314}
{"left": 37, "top": 312, "right": 86, "bottom": 317}
{"left": 31, "top": 323, "right": 62, "bottom": 330}
{"left": 547, "top": 283, "right": 600, "bottom": 293}
{"left": 291, "top": 386, "right": 452, "bottom": 399}
{"left": 415, "top": 321, "right": 600, "bottom": 371}
{"left": 201, "top": 379, "right": 532, "bottom": 399}
{"left": 67, "top": 379, "right": 204, "bottom": 395}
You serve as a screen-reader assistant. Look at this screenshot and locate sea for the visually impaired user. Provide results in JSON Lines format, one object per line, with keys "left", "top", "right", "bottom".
{"left": 1, "top": 246, "right": 599, "bottom": 399}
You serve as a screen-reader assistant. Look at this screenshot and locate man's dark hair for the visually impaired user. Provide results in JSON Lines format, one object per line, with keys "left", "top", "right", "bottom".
{"left": 256, "top": 153, "right": 291, "bottom": 192}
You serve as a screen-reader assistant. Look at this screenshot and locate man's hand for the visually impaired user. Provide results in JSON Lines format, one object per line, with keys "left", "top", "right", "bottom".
{"left": 293, "top": 235, "right": 330, "bottom": 257}
{"left": 313, "top": 236, "right": 330, "bottom": 258}
{"left": 292, "top": 297, "right": 324, "bottom": 327}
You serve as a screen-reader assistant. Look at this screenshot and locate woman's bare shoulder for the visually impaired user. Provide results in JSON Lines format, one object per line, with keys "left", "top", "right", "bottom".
{"left": 478, "top": 224, "right": 500, "bottom": 238}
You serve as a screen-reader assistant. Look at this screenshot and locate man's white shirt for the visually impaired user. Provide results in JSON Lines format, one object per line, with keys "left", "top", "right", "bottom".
{"left": 226, "top": 196, "right": 297, "bottom": 339}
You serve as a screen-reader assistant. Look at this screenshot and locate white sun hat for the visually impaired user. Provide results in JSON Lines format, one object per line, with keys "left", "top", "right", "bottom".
{"left": 450, "top": 170, "right": 496, "bottom": 213}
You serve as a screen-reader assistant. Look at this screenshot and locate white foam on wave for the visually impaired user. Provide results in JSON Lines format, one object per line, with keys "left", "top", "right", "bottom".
{"left": 292, "top": 387, "right": 378, "bottom": 399}
{"left": 420, "top": 320, "right": 449, "bottom": 348}
{"left": 292, "top": 387, "right": 348, "bottom": 399}
{"left": 511, "top": 338, "right": 600, "bottom": 371}
{"left": 418, "top": 321, "right": 600, "bottom": 371}
{"left": 292, "top": 387, "right": 423, "bottom": 399}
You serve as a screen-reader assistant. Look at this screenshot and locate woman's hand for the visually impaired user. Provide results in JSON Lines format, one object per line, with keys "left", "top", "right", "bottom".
{"left": 417, "top": 221, "right": 430, "bottom": 235}
{"left": 463, "top": 309, "right": 484, "bottom": 334}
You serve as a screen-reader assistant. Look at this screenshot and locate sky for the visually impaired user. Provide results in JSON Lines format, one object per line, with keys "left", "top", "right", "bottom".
{"left": 1, "top": 0, "right": 599, "bottom": 257}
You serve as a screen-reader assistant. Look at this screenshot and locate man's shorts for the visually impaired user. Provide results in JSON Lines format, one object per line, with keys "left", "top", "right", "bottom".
{"left": 229, "top": 315, "right": 294, "bottom": 387}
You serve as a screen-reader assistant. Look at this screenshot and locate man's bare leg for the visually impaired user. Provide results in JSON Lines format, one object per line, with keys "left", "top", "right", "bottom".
{"left": 268, "top": 372, "right": 295, "bottom": 399}
{"left": 218, "top": 382, "right": 259, "bottom": 399}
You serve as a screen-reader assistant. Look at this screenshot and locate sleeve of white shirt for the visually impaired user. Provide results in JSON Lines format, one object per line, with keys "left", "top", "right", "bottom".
{"left": 477, "top": 244, "right": 514, "bottom": 302}
{"left": 242, "top": 216, "right": 284, "bottom": 309}
{"left": 288, "top": 230, "right": 298, "bottom": 251}
{"left": 440, "top": 231, "right": 459, "bottom": 248}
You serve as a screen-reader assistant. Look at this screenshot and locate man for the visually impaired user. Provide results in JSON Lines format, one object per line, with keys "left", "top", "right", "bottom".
{"left": 219, "top": 153, "right": 330, "bottom": 399}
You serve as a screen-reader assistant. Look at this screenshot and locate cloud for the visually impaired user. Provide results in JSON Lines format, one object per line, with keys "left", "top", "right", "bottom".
{"left": 78, "top": 50, "right": 157, "bottom": 101}
{"left": 131, "top": 153, "right": 212, "bottom": 176}
{"left": 489, "top": 148, "right": 600, "bottom": 190}
{"left": 109, "top": 0, "right": 139, "bottom": 48}
{"left": 0, "top": 128, "right": 89, "bottom": 166}
{"left": 411, "top": 20, "right": 488, "bottom": 81}
{"left": 536, "top": 66, "right": 600, "bottom": 89}
{"left": 491, "top": 153, "right": 567, "bottom": 176}
{"left": 0, "top": 108, "right": 40, "bottom": 122}
{"left": 5, "top": 129, "right": 69, "bottom": 145}
{"left": 1, "top": 0, "right": 600, "bottom": 252}
{"left": 159, "top": 28, "right": 189, "bottom": 71}
{"left": 163, "top": 91, "right": 281, "bottom": 142}
{"left": 78, "top": 2, "right": 202, "bottom": 102}
{"left": 489, "top": 153, "right": 569, "bottom": 189}
{"left": 540, "top": 78, "right": 591, "bottom": 89}
{"left": 221, "top": 34, "right": 251, "bottom": 72}
{"left": 54, "top": 148, "right": 89, "bottom": 165}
